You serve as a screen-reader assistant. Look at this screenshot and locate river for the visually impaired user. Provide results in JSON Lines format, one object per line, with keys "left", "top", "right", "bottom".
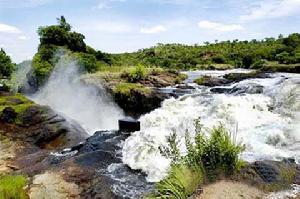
{"left": 122, "top": 69, "right": 300, "bottom": 182}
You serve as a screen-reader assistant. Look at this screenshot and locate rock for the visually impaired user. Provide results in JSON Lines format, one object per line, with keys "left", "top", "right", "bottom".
{"left": 175, "top": 84, "right": 195, "bottom": 89}
{"left": 29, "top": 172, "right": 81, "bottom": 199}
{"left": 194, "top": 76, "right": 230, "bottom": 87}
{"left": 0, "top": 93, "right": 88, "bottom": 150}
{"left": 0, "top": 135, "right": 22, "bottom": 173}
{"left": 113, "top": 88, "right": 167, "bottom": 117}
{"left": 210, "top": 83, "right": 264, "bottom": 95}
{"left": 239, "top": 160, "right": 300, "bottom": 191}
{"left": 0, "top": 107, "right": 17, "bottom": 123}
{"left": 118, "top": 118, "right": 140, "bottom": 132}
{"left": 223, "top": 71, "right": 270, "bottom": 83}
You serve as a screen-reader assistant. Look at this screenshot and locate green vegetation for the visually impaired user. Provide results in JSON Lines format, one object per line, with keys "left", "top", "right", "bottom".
{"left": 111, "top": 34, "right": 300, "bottom": 72}
{"left": 149, "top": 164, "right": 203, "bottom": 199}
{"left": 114, "top": 83, "right": 151, "bottom": 95}
{"left": 0, "top": 175, "right": 27, "bottom": 199}
{"left": 121, "top": 64, "right": 147, "bottom": 82}
{"left": 32, "top": 16, "right": 111, "bottom": 86}
{"left": 0, "top": 49, "right": 15, "bottom": 78}
{"left": 193, "top": 76, "right": 213, "bottom": 85}
{"left": 152, "top": 120, "right": 244, "bottom": 198}
{"left": 0, "top": 93, "right": 34, "bottom": 124}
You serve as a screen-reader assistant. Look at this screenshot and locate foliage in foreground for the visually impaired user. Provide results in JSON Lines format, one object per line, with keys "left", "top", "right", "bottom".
{"left": 151, "top": 120, "right": 244, "bottom": 198}
{"left": 0, "top": 175, "right": 27, "bottom": 199}
{"left": 149, "top": 164, "right": 203, "bottom": 199}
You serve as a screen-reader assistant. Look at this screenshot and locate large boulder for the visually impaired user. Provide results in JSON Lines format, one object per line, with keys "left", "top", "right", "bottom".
{"left": 238, "top": 160, "right": 300, "bottom": 191}
{"left": 0, "top": 93, "right": 88, "bottom": 149}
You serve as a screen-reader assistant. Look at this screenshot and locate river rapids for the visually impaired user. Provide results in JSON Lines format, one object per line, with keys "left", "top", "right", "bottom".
{"left": 122, "top": 70, "right": 300, "bottom": 182}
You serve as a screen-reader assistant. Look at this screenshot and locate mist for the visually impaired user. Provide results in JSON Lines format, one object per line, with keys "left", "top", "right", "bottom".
{"left": 31, "top": 55, "right": 124, "bottom": 134}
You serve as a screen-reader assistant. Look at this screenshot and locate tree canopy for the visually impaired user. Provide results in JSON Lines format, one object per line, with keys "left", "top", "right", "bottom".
{"left": 0, "top": 49, "right": 15, "bottom": 78}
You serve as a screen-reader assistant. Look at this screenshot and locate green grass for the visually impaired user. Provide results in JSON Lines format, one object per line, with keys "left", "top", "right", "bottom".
{"left": 149, "top": 164, "right": 203, "bottom": 199}
{"left": 0, "top": 93, "right": 34, "bottom": 124}
{"left": 193, "top": 76, "right": 212, "bottom": 85}
{"left": 0, "top": 93, "right": 33, "bottom": 113}
{"left": 0, "top": 175, "right": 27, "bottom": 199}
{"left": 113, "top": 83, "right": 151, "bottom": 96}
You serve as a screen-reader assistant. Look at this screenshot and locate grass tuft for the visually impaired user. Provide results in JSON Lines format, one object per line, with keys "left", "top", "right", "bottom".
{"left": 0, "top": 175, "right": 27, "bottom": 199}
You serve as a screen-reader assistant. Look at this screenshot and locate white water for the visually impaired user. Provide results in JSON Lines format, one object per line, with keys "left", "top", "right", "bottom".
{"left": 31, "top": 56, "right": 124, "bottom": 134}
{"left": 122, "top": 70, "right": 300, "bottom": 182}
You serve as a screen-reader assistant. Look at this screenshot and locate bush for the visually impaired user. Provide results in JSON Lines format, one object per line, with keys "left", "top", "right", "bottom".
{"left": 127, "top": 64, "right": 146, "bottom": 82}
{"left": 75, "top": 53, "right": 98, "bottom": 73}
{"left": 0, "top": 175, "right": 27, "bottom": 199}
{"left": 150, "top": 164, "right": 203, "bottom": 199}
{"left": 153, "top": 119, "right": 244, "bottom": 198}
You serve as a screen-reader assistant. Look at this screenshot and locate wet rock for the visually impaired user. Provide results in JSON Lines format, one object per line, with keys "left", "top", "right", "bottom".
{"left": 114, "top": 89, "right": 167, "bottom": 118}
{"left": 118, "top": 118, "right": 140, "bottom": 132}
{"left": 211, "top": 83, "right": 264, "bottom": 95}
{"left": 223, "top": 71, "right": 270, "bottom": 83}
{"left": 239, "top": 160, "right": 300, "bottom": 191}
{"left": 0, "top": 93, "right": 88, "bottom": 150}
{"left": 0, "top": 107, "right": 17, "bottom": 123}
{"left": 194, "top": 76, "right": 230, "bottom": 87}
{"left": 175, "top": 84, "right": 195, "bottom": 90}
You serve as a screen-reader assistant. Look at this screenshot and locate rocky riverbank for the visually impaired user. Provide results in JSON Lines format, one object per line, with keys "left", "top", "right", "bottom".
{"left": 82, "top": 69, "right": 187, "bottom": 117}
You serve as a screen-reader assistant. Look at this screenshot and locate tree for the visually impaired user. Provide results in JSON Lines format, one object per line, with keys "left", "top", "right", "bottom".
{"left": 57, "top": 16, "right": 71, "bottom": 31}
{"left": 37, "top": 16, "right": 86, "bottom": 52}
{"left": 0, "top": 49, "right": 15, "bottom": 78}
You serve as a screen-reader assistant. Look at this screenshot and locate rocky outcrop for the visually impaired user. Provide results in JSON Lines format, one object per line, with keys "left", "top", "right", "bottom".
{"left": 194, "top": 71, "right": 270, "bottom": 87}
{"left": 14, "top": 130, "right": 152, "bottom": 199}
{"left": 0, "top": 92, "right": 88, "bottom": 149}
{"left": 238, "top": 160, "right": 300, "bottom": 191}
{"left": 210, "top": 83, "right": 264, "bottom": 95}
{"left": 82, "top": 70, "right": 187, "bottom": 117}
{"left": 113, "top": 87, "right": 168, "bottom": 117}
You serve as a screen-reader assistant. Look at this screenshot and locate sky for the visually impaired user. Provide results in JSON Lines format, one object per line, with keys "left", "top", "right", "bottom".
{"left": 0, "top": 0, "right": 300, "bottom": 63}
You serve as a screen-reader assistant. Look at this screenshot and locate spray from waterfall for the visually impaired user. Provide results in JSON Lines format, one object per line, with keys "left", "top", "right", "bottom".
{"left": 30, "top": 54, "right": 124, "bottom": 134}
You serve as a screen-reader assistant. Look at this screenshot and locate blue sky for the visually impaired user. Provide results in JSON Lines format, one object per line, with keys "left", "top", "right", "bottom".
{"left": 0, "top": 0, "right": 300, "bottom": 63}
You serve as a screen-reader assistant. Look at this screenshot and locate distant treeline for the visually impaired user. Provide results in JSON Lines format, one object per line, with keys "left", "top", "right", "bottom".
{"left": 111, "top": 33, "right": 300, "bottom": 70}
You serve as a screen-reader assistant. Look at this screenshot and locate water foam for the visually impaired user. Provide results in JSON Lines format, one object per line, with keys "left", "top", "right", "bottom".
{"left": 31, "top": 56, "right": 124, "bottom": 134}
{"left": 122, "top": 72, "right": 300, "bottom": 182}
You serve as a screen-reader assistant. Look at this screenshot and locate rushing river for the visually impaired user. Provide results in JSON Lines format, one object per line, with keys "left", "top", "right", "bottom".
{"left": 122, "top": 69, "right": 300, "bottom": 182}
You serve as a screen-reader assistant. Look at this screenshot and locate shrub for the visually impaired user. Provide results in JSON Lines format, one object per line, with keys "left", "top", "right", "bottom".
{"left": 151, "top": 164, "right": 203, "bottom": 199}
{"left": 75, "top": 53, "right": 98, "bottom": 73}
{"left": 153, "top": 119, "right": 244, "bottom": 198}
{"left": 0, "top": 175, "right": 27, "bottom": 199}
{"left": 127, "top": 64, "right": 146, "bottom": 82}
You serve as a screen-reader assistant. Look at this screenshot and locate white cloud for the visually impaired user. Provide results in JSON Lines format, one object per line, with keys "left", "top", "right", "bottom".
{"left": 240, "top": 0, "right": 300, "bottom": 21}
{"left": 0, "top": 23, "right": 21, "bottom": 34}
{"left": 18, "top": 35, "right": 28, "bottom": 40}
{"left": 198, "top": 20, "right": 244, "bottom": 32}
{"left": 94, "top": 2, "right": 111, "bottom": 9}
{"left": 140, "top": 25, "right": 167, "bottom": 34}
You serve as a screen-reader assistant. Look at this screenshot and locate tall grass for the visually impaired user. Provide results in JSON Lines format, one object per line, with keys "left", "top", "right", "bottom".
{"left": 0, "top": 175, "right": 27, "bottom": 199}
{"left": 152, "top": 119, "right": 244, "bottom": 198}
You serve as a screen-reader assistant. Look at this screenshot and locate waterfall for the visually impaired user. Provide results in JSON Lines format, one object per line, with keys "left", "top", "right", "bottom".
{"left": 30, "top": 55, "right": 124, "bottom": 134}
